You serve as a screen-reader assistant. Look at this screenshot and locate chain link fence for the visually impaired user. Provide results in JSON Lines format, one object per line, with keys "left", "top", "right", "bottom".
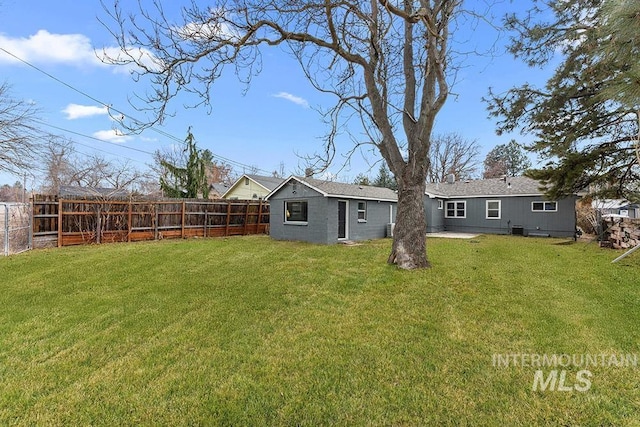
{"left": 0, "top": 203, "right": 31, "bottom": 256}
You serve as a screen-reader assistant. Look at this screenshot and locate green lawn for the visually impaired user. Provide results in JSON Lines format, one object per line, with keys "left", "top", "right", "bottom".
{"left": 1, "top": 235, "right": 639, "bottom": 425}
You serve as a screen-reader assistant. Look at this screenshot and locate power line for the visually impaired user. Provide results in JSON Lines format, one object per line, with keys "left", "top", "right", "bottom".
{"left": 0, "top": 47, "right": 274, "bottom": 175}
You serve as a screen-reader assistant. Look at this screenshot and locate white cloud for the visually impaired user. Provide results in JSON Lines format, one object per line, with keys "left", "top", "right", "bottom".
{"left": 273, "top": 92, "right": 310, "bottom": 108}
{"left": 93, "top": 129, "right": 132, "bottom": 144}
{"left": 0, "top": 30, "right": 101, "bottom": 67}
{"left": 62, "top": 104, "right": 109, "bottom": 120}
{"left": 0, "top": 30, "right": 159, "bottom": 74}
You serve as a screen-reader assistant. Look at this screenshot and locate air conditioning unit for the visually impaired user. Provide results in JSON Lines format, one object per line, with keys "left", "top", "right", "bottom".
{"left": 512, "top": 226, "right": 524, "bottom": 236}
{"left": 386, "top": 223, "right": 396, "bottom": 238}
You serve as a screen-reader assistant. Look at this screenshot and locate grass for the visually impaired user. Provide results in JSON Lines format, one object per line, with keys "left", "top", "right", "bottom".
{"left": 0, "top": 234, "right": 639, "bottom": 425}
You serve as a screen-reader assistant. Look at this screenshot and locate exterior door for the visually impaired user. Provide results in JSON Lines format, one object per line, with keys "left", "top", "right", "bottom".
{"left": 338, "top": 200, "right": 347, "bottom": 239}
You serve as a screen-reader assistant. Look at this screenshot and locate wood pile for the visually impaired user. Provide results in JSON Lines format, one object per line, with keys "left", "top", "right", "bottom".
{"left": 603, "top": 218, "right": 640, "bottom": 249}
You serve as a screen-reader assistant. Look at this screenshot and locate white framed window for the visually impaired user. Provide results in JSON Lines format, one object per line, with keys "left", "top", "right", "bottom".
{"left": 438, "top": 200, "right": 443, "bottom": 210}
{"left": 445, "top": 201, "right": 466, "bottom": 218}
{"left": 357, "top": 201, "right": 367, "bottom": 222}
{"left": 486, "top": 200, "right": 501, "bottom": 219}
{"left": 285, "top": 200, "right": 308, "bottom": 223}
{"left": 532, "top": 201, "right": 557, "bottom": 212}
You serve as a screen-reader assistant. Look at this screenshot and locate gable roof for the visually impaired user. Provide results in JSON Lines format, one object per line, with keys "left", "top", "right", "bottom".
{"left": 246, "top": 174, "right": 284, "bottom": 191}
{"left": 266, "top": 176, "right": 398, "bottom": 202}
{"left": 222, "top": 174, "right": 284, "bottom": 198}
{"left": 424, "top": 176, "right": 548, "bottom": 198}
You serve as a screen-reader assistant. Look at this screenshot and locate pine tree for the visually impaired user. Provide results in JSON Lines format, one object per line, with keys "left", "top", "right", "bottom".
{"left": 160, "top": 130, "right": 209, "bottom": 199}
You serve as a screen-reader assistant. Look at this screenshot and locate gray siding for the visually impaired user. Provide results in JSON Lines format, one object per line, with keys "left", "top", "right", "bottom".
{"left": 328, "top": 199, "right": 395, "bottom": 243}
{"left": 269, "top": 185, "right": 330, "bottom": 244}
{"left": 424, "top": 197, "right": 445, "bottom": 233}
{"left": 269, "top": 183, "right": 397, "bottom": 244}
{"left": 440, "top": 195, "right": 577, "bottom": 237}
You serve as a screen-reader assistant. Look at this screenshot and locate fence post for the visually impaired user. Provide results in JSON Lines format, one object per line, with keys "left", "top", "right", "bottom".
{"left": 57, "top": 199, "right": 63, "bottom": 248}
{"left": 225, "top": 201, "right": 231, "bottom": 236}
{"left": 154, "top": 203, "right": 159, "bottom": 240}
{"left": 95, "top": 204, "right": 102, "bottom": 244}
{"left": 28, "top": 202, "right": 33, "bottom": 250}
{"left": 127, "top": 201, "right": 132, "bottom": 242}
{"left": 204, "top": 206, "right": 208, "bottom": 238}
{"left": 3, "top": 204, "right": 8, "bottom": 256}
{"left": 181, "top": 200, "right": 186, "bottom": 238}
{"left": 243, "top": 201, "right": 250, "bottom": 235}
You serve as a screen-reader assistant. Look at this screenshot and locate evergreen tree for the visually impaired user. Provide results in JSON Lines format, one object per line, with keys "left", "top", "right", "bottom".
{"left": 373, "top": 164, "right": 397, "bottom": 191}
{"left": 160, "top": 130, "right": 209, "bottom": 198}
{"left": 487, "top": 0, "right": 640, "bottom": 200}
{"left": 482, "top": 140, "right": 531, "bottom": 178}
{"left": 353, "top": 173, "right": 371, "bottom": 186}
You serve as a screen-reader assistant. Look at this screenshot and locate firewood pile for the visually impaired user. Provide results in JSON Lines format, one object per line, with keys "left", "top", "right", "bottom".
{"left": 603, "top": 218, "right": 640, "bottom": 249}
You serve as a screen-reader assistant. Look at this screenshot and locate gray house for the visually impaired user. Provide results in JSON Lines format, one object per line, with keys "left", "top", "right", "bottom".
{"left": 266, "top": 176, "right": 397, "bottom": 244}
{"left": 424, "top": 176, "right": 579, "bottom": 237}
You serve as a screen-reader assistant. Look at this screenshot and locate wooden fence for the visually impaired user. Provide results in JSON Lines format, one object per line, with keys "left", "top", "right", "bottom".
{"left": 32, "top": 196, "right": 270, "bottom": 248}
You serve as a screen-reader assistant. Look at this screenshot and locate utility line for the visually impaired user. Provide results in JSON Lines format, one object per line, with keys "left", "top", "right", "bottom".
{"left": 0, "top": 47, "right": 274, "bottom": 175}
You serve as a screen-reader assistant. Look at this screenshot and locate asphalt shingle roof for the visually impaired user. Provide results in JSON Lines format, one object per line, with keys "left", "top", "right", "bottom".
{"left": 424, "top": 176, "right": 546, "bottom": 197}
{"left": 246, "top": 174, "right": 285, "bottom": 191}
{"left": 294, "top": 176, "right": 398, "bottom": 201}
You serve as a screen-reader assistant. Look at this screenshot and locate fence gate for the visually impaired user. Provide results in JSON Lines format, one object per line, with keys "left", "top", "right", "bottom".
{"left": 0, "top": 203, "right": 32, "bottom": 256}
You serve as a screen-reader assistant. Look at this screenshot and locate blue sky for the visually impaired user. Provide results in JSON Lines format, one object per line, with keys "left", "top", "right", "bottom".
{"left": 0, "top": 0, "right": 551, "bottom": 188}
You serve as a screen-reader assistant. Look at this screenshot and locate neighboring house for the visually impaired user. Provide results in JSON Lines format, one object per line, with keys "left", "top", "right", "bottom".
{"left": 209, "top": 183, "right": 230, "bottom": 199}
{"left": 222, "top": 174, "right": 284, "bottom": 200}
{"left": 424, "top": 176, "right": 579, "bottom": 237}
{"left": 592, "top": 199, "right": 639, "bottom": 219}
{"left": 266, "top": 176, "right": 397, "bottom": 244}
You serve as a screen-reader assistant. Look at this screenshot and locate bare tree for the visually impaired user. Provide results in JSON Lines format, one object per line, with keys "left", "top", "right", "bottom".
{"left": 0, "top": 82, "right": 44, "bottom": 174}
{"left": 101, "top": 0, "right": 464, "bottom": 269}
{"left": 40, "top": 138, "right": 145, "bottom": 194}
{"left": 428, "top": 133, "right": 480, "bottom": 183}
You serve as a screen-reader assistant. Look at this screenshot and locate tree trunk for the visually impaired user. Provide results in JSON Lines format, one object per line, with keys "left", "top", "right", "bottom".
{"left": 388, "top": 178, "right": 429, "bottom": 269}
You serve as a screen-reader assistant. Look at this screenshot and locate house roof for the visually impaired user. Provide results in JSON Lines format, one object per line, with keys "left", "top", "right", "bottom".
{"left": 222, "top": 174, "right": 284, "bottom": 198}
{"left": 424, "top": 176, "right": 547, "bottom": 198}
{"left": 267, "top": 176, "right": 398, "bottom": 202}
{"left": 245, "top": 174, "right": 284, "bottom": 191}
{"left": 209, "top": 183, "right": 230, "bottom": 197}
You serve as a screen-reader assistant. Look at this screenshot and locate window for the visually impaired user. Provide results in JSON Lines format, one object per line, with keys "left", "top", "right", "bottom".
{"left": 532, "top": 201, "right": 557, "bottom": 212}
{"left": 438, "top": 200, "right": 443, "bottom": 210}
{"left": 486, "top": 200, "right": 501, "bottom": 219}
{"left": 285, "top": 201, "right": 308, "bottom": 223}
{"left": 244, "top": 177, "right": 250, "bottom": 185}
{"left": 357, "top": 201, "right": 367, "bottom": 222}
{"left": 445, "top": 201, "right": 466, "bottom": 218}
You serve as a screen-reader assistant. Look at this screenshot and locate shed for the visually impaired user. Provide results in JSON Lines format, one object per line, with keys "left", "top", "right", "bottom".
{"left": 266, "top": 176, "right": 397, "bottom": 244}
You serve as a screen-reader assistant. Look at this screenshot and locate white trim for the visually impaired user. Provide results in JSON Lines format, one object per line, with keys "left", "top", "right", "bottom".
{"left": 266, "top": 176, "right": 397, "bottom": 202}
{"left": 338, "top": 199, "right": 349, "bottom": 240}
{"left": 437, "top": 199, "right": 443, "bottom": 209}
{"left": 438, "top": 193, "right": 543, "bottom": 199}
{"left": 486, "top": 200, "right": 501, "bottom": 219}
{"left": 284, "top": 200, "right": 309, "bottom": 224}
{"left": 531, "top": 201, "right": 558, "bottom": 212}
{"left": 222, "top": 174, "right": 271, "bottom": 199}
{"left": 445, "top": 200, "right": 466, "bottom": 218}
{"left": 357, "top": 200, "right": 367, "bottom": 222}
